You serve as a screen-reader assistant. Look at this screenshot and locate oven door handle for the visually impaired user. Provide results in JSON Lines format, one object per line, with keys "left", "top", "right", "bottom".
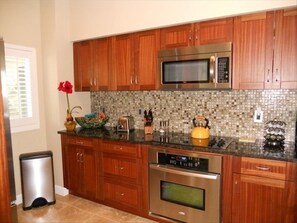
{"left": 150, "top": 164, "right": 219, "bottom": 180}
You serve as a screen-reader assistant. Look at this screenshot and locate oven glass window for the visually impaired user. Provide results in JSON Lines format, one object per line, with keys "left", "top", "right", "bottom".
{"left": 160, "top": 181, "right": 205, "bottom": 210}
{"left": 162, "top": 59, "right": 209, "bottom": 84}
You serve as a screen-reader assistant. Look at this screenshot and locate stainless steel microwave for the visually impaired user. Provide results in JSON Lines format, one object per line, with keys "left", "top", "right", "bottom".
{"left": 158, "top": 42, "right": 232, "bottom": 90}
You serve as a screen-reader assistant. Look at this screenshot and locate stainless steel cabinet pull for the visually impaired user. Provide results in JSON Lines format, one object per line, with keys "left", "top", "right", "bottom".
{"left": 275, "top": 69, "right": 279, "bottom": 82}
{"left": 76, "top": 141, "right": 84, "bottom": 145}
{"left": 119, "top": 167, "right": 124, "bottom": 170}
{"left": 266, "top": 69, "right": 270, "bottom": 82}
{"left": 256, "top": 166, "right": 270, "bottom": 171}
{"left": 130, "top": 76, "right": 134, "bottom": 84}
{"left": 135, "top": 75, "right": 138, "bottom": 84}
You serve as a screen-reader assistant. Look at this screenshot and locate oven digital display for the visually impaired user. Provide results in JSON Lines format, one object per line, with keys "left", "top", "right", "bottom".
{"left": 160, "top": 181, "right": 205, "bottom": 210}
{"left": 177, "top": 156, "right": 187, "bottom": 162}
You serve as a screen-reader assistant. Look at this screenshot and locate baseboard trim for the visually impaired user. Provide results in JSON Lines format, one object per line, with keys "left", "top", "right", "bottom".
{"left": 55, "top": 185, "right": 69, "bottom": 196}
{"left": 15, "top": 185, "right": 69, "bottom": 205}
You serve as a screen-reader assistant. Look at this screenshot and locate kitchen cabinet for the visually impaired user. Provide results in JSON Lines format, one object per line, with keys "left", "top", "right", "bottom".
{"left": 232, "top": 157, "right": 297, "bottom": 223}
{"left": 233, "top": 8, "right": 297, "bottom": 89}
{"left": 160, "top": 18, "right": 233, "bottom": 48}
{"left": 100, "top": 140, "right": 144, "bottom": 214}
{"left": 74, "top": 38, "right": 114, "bottom": 92}
{"left": 92, "top": 38, "right": 114, "bottom": 91}
{"left": 112, "top": 29, "right": 160, "bottom": 91}
{"left": 73, "top": 41, "right": 93, "bottom": 91}
{"left": 61, "top": 135, "right": 97, "bottom": 199}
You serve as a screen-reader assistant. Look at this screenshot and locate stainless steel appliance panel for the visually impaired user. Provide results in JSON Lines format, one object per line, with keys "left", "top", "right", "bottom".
{"left": 149, "top": 148, "right": 222, "bottom": 223}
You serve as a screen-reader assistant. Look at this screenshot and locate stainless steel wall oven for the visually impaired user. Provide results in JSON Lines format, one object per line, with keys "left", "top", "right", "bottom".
{"left": 149, "top": 148, "right": 222, "bottom": 223}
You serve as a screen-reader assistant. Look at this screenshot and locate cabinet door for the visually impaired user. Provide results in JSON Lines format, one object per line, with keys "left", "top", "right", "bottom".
{"left": 112, "top": 34, "right": 134, "bottom": 90}
{"left": 92, "top": 38, "right": 114, "bottom": 91}
{"left": 195, "top": 18, "right": 233, "bottom": 45}
{"left": 81, "top": 148, "right": 96, "bottom": 197}
{"left": 134, "top": 30, "right": 160, "bottom": 90}
{"left": 160, "top": 24, "right": 193, "bottom": 48}
{"left": 278, "top": 8, "right": 297, "bottom": 89}
{"left": 66, "top": 147, "right": 81, "bottom": 193}
{"left": 233, "top": 12, "right": 270, "bottom": 89}
{"left": 232, "top": 173, "right": 287, "bottom": 223}
{"left": 73, "top": 41, "right": 92, "bottom": 91}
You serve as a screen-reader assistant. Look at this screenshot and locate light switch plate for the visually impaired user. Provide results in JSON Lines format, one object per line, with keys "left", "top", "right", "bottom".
{"left": 254, "top": 110, "right": 263, "bottom": 123}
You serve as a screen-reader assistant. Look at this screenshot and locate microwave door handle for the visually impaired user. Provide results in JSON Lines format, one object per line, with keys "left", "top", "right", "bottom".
{"left": 209, "top": 56, "right": 216, "bottom": 83}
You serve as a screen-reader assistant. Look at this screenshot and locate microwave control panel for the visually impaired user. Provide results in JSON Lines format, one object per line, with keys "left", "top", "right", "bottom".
{"left": 217, "top": 57, "right": 230, "bottom": 83}
{"left": 157, "top": 152, "right": 209, "bottom": 171}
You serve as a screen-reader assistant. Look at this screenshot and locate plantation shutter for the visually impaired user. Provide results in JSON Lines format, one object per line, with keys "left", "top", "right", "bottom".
{"left": 5, "top": 55, "right": 32, "bottom": 120}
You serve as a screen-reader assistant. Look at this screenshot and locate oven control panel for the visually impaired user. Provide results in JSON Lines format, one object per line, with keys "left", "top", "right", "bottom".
{"left": 157, "top": 152, "right": 208, "bottom": 172}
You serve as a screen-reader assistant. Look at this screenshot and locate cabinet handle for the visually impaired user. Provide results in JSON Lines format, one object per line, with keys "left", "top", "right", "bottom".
{"left": 275, "top": 69, "right": 279, "bottom": 82}
{"left": 76, "top": 141, "right": 84, "bottom": 145}
{"left": 80, "top": 153, "right": 83, "bottom": 162}
{"left": 135, "top": 75, "right": 138, "bottom": 84}
{"left": 234, "top": 181, "right": 238, "bottom": 185}
{"left": 256, "top": 166, "right": 270, "bottom": 171}
{"left": 189, "top": 30, "right": 192, "bottom": 42}
{"left": 76, "top": 152, "right": 80, "bottom": 162}
{"left": 94, "top": 77, "right": 97, "bottom": 86}
{"left": 130, "top": 76, "right": 134, "bottom": 84}
{"left": 266, "top": 69, "right": 270, "bottom": 82}
{"left": 119, "top": 167, "right": 124, "bottom": 170}
{"left": 120, "top": 193, "right": 125, "bottom": 196}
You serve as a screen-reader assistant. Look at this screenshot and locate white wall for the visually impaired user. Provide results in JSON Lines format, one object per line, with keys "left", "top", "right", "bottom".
{"left": 0, "top": 0, "right": 47, "bottom": 196}
{"left": 69, "top": 0, "right": 297, "bottom": 41}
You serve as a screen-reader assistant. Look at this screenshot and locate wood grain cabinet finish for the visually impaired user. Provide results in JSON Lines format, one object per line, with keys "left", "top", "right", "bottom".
{"left": 112, "top": 30, "right": 160, "bottom": 91}
{"left": 92, "top": 38, "right": 114, "bottom": 91}
{"left": 100, "top": 140, "right": 144, "bottom": 214}
{"left": 231, "top": 157, "right": 297, "bottom": 223}
{"left": 233, "top": 8, "right": 297, "bottom": 90}
{"left": 160, "top": 18, "right": 233, "bottom": 48}
{"left": 61, "top": 135, "right": 97, "bottom": 199}
{"left": 73, "top": 41, "right": 93, "bottom": 91}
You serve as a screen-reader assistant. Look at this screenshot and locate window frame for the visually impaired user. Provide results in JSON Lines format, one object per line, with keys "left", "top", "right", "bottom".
{"left": 4, "top": 43, "right": 40, "bottom": 133}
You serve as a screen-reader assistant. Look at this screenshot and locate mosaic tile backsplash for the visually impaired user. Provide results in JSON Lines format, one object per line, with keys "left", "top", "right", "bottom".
{"left": 91, "top": 90, "right": 297, "bottom": 142}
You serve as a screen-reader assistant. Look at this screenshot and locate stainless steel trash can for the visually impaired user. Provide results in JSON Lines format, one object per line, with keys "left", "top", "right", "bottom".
{"left": 20, "top": 150, "right": 55, "bottom": 210}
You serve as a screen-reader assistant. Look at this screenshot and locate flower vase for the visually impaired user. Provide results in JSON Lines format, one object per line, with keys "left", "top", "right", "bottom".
{"left": 64, "top": 112, "right": 76, "bottom": 131}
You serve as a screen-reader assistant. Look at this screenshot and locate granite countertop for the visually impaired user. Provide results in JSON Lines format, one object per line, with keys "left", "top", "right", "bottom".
{"left": 58, "top": 127, "right": 297, "bottom": 163}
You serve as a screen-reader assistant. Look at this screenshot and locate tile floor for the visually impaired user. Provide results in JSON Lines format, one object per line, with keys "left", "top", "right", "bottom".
{"left": 17, "top": 194, "right": 157, "bottom": 223}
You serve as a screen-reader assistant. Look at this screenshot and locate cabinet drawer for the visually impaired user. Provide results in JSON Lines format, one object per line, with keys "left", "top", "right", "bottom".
{"left": 241, "top": 157, "right": 286, "bottom": 180}
{"left": 104, "top": 180, "right": 141, "bottom": 209}
{"left": 66, "top": 136, "right": 94, "bottom": 147}
{"left": 102, "top": 155, "right": 138, "bottom": 180}
{"left": 102, "top": 141, "right": 138, "bottom": 157}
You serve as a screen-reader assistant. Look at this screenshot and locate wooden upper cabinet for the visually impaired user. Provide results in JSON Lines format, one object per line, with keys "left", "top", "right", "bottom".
{"left": 134, "top": 29, "right": 160, "bottom": 90}
{"left": 233, "top": 12, "right": 268, "bottom": 89}
{"left": 160, "top": 18, "right": 233, "bottom": 49}
{"left": 92, "top": 38, "right": 114, "bottom": 91}
{"left": 278, "top": 8, "right": 297, "bottom": 89}
{"left": 112, "top": 34, "right": 134, "bottom": 91}
{"left": 113, "top": 30, "right": 160, "bottom": 91}
{"left": 195, "top": 17, "right": 233, "bottom": 45}
{"left": 233, "top": 8, "right": 297, "bottom": 90}
{"left": 73, "top": 41, "right": 93, "bottom": 91}
{"left": 160, "top": 24, "right": 192, "bottom": 48}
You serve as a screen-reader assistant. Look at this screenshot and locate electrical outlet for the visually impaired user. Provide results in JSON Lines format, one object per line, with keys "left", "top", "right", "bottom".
{"left": 254, "top": 109, "right": 263, "bottom": 123}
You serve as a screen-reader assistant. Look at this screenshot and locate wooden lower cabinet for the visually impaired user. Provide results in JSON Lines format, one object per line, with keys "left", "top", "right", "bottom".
{"left": 231, "top": 157, "right": 297, "bottom": 223}
{"left": 61, "top": 135, "right": 97, "bottom": 200}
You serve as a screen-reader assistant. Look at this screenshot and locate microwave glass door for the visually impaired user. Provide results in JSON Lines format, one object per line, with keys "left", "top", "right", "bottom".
{"left": 161, "top": 180, "right": 205, "bottom": 210}
{"left": 162, "top": 59, "right": 209, "bottom": 84}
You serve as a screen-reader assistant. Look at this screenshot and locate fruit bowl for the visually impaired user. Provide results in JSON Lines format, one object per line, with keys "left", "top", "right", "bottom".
{"left": 75, "top": 117, "right": 109, "bottom": 129}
